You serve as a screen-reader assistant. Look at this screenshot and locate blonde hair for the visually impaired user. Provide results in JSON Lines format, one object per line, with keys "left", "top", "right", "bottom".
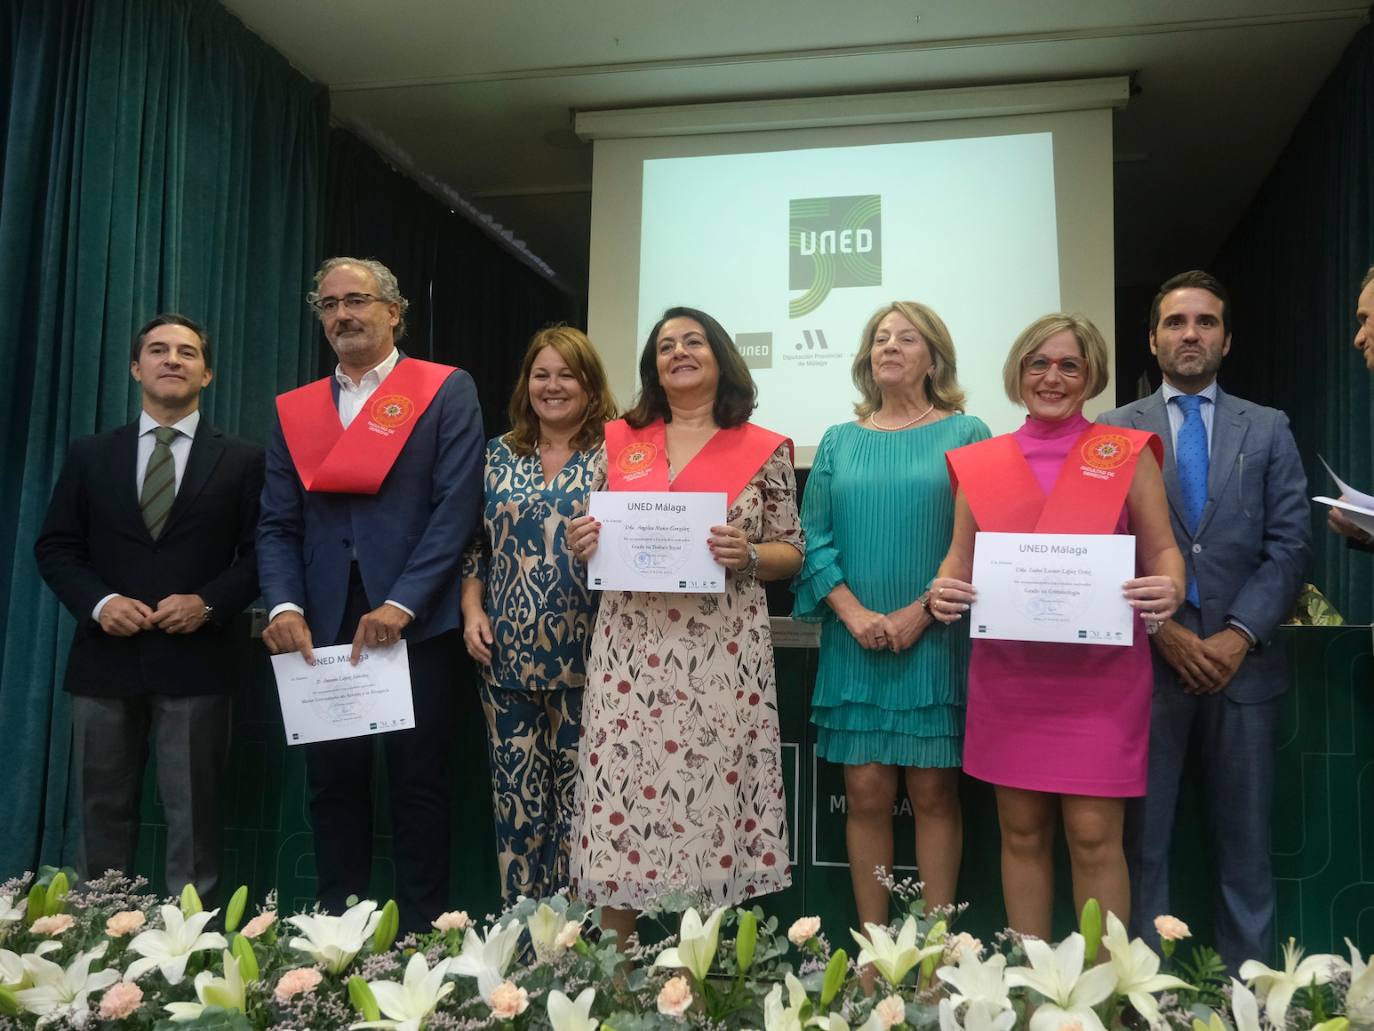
{"left": 505, "top": 325, "right": 617, "bottom": 455}
{"left": 1002, "top": 313, "right": 1110, "bottom": 405}
{"left": 851, "top": 301, "right": 966, "bottom": 417}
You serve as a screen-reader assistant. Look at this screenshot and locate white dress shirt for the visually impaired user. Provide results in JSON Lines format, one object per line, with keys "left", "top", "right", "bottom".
{"left": 268, "top": 348, "right": 415, "bottom": 625}
{"left": 93, "top": 410, "right": 201, "bottom": 620}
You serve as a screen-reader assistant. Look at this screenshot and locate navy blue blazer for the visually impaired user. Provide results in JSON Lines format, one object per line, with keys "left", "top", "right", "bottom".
{"left": 256, "top": 356, "right": 485, "bottom": 645}
{"left": 35, "top": 418, "right": 264, "bottom": 697}
{"left": 1099, "top": 386, "right": 1310, "bottom": 702}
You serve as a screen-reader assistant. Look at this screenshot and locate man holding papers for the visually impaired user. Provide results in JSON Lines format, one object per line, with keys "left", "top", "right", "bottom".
{"left": 257, "top": 257, "right": 484, "bottom": 932}
{"left": 1327, "top": 265, "right": 1374, "bottom": 547}
{"left": 1099, "top": 270, "right": 1309, "bottom": 972}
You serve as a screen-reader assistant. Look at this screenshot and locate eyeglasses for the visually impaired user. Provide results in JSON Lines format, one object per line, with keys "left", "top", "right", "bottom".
{"left": 1023, "top": 355, "right": 1086, "bottom": 379}
{"left": 309, "top": 293, "right": 385, "bottom": 316}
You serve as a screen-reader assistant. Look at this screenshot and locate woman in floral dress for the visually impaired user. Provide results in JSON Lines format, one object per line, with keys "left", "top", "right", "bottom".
{"left": 566, "top": 306, "right": 805, "bottom": 945}
{"left": 461, "top": 325, "right": 617, "bottom": 904}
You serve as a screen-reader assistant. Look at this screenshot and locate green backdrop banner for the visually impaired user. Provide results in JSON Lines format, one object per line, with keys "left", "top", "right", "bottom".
{"left": 0, "top": 0, "right": 327, "bottom": 878}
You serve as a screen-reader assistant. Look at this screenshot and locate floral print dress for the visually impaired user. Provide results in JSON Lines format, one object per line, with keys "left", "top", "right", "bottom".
{"left": 569, "top": 443, "right": 804, "bottom": 909}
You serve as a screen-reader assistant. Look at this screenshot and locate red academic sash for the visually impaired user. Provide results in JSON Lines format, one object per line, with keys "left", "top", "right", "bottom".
{"left": 604, "top": 418, "right": 791, "bottom": 503}
{"left": 946, "top": 423, "right": 1162, "bottom": 533}
{"left": 276, "top": 358, "right": 455, "bottom": 494}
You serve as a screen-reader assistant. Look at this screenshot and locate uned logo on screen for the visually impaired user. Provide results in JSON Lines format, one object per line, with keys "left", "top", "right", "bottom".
{"left": 788, "top": 194, "right": 882, "bottom": 318}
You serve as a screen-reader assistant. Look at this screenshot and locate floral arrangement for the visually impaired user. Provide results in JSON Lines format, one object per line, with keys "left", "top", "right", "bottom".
{"left": 0, "top": 867, "right": 1368, "bottom": 1031}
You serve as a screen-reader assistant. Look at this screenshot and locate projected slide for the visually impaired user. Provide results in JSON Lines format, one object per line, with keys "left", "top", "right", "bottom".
{"left": 638, "top": 133, "right": 1062, "bottom": 454}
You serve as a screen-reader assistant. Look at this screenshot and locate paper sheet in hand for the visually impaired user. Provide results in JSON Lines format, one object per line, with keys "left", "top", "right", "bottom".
{"left": 970, "top": 532, "right": 1136, "bottom": 647}
{"left": 587, "top": 491, "right": 726, "bottom": 592}
{"left": 1313, "top": 455, "right": 1374, "bottom": 534}
{"left": 271, "top": 642, "right": 414, "bottom": 745}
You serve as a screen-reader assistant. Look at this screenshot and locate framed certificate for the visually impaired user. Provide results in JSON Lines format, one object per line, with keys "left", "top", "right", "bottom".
{"left": 970, "top": 531, "right": 1136, "bottom": 646}
{"left": 587, "top": 490, "right": 727, "bottom": 593}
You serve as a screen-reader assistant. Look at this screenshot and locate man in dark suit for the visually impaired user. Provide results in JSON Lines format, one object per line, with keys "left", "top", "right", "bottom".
{"left": 1100, "top": 270, "right": 1310, "bottom": 970}
{"left": 1328, "top": 265, "right": 1374, "bottom": 545}
{"left": 257, "top": 256, "right": 483, "bottom": 932}
{"left": 35, "top": 314, "right": 263, "bottom": 900}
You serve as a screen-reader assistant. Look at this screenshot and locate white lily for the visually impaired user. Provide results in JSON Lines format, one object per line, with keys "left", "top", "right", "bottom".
{"left": 547, "top": 987, "right": 599, "bottom": 1031}
{"left": 527, "top": 902, "right": 567, "bottom": 962}
{"left": 164, "top": 949, "right": 246, "bottom": 1022}
{"left": 349, "top": 951, "right": 454, "bottom": 1031}
{"left": 1004, "top": 933, "right": 1118, "bottom": 1031}
{"left": 851, "top": 916, "right": 943, "bottom": 988}
{"left": 1, "top": 942, "right": 60, "bottom": 989}
{"left": 937, "top": 950, "right": 1012, "bottom": 1013}
{"left": 13, "top": 941, "right": 119, "bottom": 1027}
{"left": 124, "top": 904, "right": 227, "bottom": 984}
{"left": 1344, "top": 939, "right": 1374, "bottom": 1030}
{"left": 446, "top": 919, "right": 523, "bottom": 1003}
{"left": 654, "top": 906, "right": 727, "bottom": 982}
{"left": 813, "top": 1011, "right": 887, "bottom": 1031}
{"left": 286, "top": 900, "right": 382, "bottom": 975}
{"left": 0, "top": 895, "right": 25, "bottom": 937}
{"left": 762, "top": 972, "right": 810, "bottom": 1031}
{"left": 939, "top": 998, "right": 1018, "bottom": 1031}
{"left": 1102, "top": 912, "right": 1190, "bottom": 1028}
{"left": 1239, "top": 937, "right": 1343, "bottom": 1027}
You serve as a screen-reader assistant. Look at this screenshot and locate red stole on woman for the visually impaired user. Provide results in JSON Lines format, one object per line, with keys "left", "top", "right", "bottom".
{"left": 946, "top": 422, "right": 1162, "bottom": 532}
{"left": 603, "top": 418, "right": 790, "bottom": 503}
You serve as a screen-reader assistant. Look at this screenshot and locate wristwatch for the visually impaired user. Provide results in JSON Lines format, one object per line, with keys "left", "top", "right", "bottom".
{"left": 740, "top": 543, "right": 759, "bottom": 579}
{"left": 201, "top": 604, "right": 215, "bottom": 626}
{"left": 918, "top": 590, "right": 933, "bottom": 616}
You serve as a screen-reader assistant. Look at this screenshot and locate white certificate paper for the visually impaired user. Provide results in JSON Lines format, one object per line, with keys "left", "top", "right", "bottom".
{"left": 970, "top": 532, "right": 1136, "bottom": 647}
{"left": 587, "top": 490, "right": 727, "bottom": 593}
{"left": 270, "top": 642, "right": 415, "bottom": 745}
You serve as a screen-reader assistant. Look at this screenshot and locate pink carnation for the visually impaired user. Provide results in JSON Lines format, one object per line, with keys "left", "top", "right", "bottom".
{"left": 274, "top": 966, "right": 324, "bottom": 1001}
{"left": 241, "top": 911, "right": 277, "bottom": 938}
{"left": 1153, "top": 915, "right": 1192, "bottom": 941}
{"left": 30, "top": 914, "right": 74, "bottom": 935}
{"left": 489, "top": 981, "right": 529, "bottom": 1020}
{"left": 657, "top": 975, "right": 693, "bottom": 1016}
{"left": 431, "top": 910, "right": 470, "bottom": 932}
{"left": 106, "top": 910, "right": 146, "bottom": 937}
{"left": 99, "top": 981, "right": 144, "bottom": 1019}
{"left": 787, "top": 916, "right": 820, "bottom": 947}
{"left": 875, "top": 995, "right": 907, "bottom": 1028}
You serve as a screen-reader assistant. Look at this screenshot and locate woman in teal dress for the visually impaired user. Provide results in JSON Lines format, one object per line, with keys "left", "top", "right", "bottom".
{"left": 461, "top": 325, "right": 617, "bottom": 904}
{"left": 794, "top": 301, "right": 988, "bottom": 935}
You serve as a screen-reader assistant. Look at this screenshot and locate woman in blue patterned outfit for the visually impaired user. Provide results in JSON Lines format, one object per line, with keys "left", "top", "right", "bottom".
{"left": 461, "top": 325, "right": 617, "bottom": 903}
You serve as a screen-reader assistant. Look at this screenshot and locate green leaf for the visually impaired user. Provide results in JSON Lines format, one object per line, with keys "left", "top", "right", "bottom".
{"left": 348, "top": 975, "right": 382, "bottom": 1021}
{"left": 735, "top": 909, "right": 758, "bottom": 974}
{"left": 43, "top": 870, "right": 69, "bottom": 917}
{"left": 1079, "top": 899, "right": 1102, "bottom": 963}
{"left": 151, "top": 1006, "right": 254, "bottom": 1030}
{"left": 223, "top": 885, "right": 248, "bottom": 933}
{"left": 231, "top": 934, "right": 259, "bottom": 983}
{"left": 180, "top": 882, "right": 204, "bottom": 917}
{"left": 24, "top": 883, "right": 45, "bottom": 926}
{"left": 0, "top": 985, "right": 19, "bottom": 1016}
{"left": 372, "top": 898, "right": 399, "bottom": 953}
{"left": 821, "top": 948, "right": 848, "bottom": 1007}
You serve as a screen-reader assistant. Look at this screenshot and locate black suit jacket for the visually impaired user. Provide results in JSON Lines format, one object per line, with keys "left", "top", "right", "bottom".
{"left": 34, "top": 417, "right": 265, "bottom": 697}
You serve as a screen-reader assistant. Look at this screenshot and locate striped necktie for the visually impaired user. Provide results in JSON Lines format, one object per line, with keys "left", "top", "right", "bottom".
{"left": 141, "top": 425, "right": 179, "bottom": 539}
{"left": 1173, "top": 394, "right": 1209, "bottom": 606}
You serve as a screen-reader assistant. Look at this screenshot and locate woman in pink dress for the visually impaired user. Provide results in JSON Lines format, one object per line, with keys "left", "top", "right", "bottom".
{"left": 929, "top": 314, "right": 1183, "bottom": 939}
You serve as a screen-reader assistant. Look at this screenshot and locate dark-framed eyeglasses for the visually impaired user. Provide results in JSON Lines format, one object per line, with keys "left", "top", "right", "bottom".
{"left": 1023, "top": 355, "right": 1086, "bottom": 379}
{"left": 309, "top": 293, "right": 385, "bottom": 316}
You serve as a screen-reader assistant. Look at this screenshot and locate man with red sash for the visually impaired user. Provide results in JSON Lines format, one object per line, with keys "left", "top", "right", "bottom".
{"left": 1100, "top": 270, "right": 1309, "bottom": 972}
{"left": 258, "top": 257, "right": 484, "bottom": 932}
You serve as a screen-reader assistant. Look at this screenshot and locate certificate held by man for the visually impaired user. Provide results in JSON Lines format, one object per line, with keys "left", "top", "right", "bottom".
{"left": 587, "top": 490, "right": 726, "bottom": 592}
{"left": 271, "top": 642, "right": 415, "bottom": 745}
{"left": 970, "top": 531, "right": 1135, "bottom": 646}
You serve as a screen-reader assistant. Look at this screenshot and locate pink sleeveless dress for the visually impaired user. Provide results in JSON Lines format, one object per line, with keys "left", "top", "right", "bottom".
{"left": 961, "top": 413, "right": 1152, "bottom": 797}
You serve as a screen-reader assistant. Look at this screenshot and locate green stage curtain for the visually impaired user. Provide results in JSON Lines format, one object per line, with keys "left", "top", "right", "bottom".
{"left": 1211, "top": 24, "right": 1374, "bottom": 620}
{"left": 0, "top": 0, "right": 326, "bottom": 879}
{"left": 324, "top": 129, "right": 581, "bottom": 435}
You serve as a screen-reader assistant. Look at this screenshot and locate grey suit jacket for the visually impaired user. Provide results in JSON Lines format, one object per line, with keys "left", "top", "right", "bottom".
{"left": 1099, "top": 386, "right": 1310, "bottom": 702}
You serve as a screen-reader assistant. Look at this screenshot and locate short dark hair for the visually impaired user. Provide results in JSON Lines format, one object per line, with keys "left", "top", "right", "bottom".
{"left": 623, "top": 307, "right": 756, "bottom": 429}
{"left": 1361, "top": 265, "right": 1374, "bottom": 291}
{"left": 130, "top": 313, "right": 211, "bottom": 368}
{"left": 1149, "top": 270, "right": 1231, "bottom": 337}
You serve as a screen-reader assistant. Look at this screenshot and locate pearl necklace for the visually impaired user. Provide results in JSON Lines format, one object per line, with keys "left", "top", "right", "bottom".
{"left": 869, "top": 401, "right": 935, "bottom": 431}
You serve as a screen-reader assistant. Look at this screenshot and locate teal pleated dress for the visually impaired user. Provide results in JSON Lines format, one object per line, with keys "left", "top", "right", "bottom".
{"left": 793, "top": 415, "right": 990, "bottom": 767}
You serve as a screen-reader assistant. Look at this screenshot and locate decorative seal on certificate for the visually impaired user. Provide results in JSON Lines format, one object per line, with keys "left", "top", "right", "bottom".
{"left": 616, "top": 441, "right": 657, "bottom": 481}
{"left": 370, "top": 393, "right": 415, "bottom": 430}
{"left": 1080, "top": 433, "right": 1132, "bottom": 472}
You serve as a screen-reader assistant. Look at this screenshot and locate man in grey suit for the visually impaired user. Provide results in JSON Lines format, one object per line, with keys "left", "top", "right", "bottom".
{"left": 1100, "top": 270, "right": 1309, "bottom": 970}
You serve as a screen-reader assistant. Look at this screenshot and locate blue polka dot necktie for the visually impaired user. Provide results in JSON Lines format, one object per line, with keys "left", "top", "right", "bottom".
{"left": 1173, "top": 394, "right": 1208, "bottom": 606}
